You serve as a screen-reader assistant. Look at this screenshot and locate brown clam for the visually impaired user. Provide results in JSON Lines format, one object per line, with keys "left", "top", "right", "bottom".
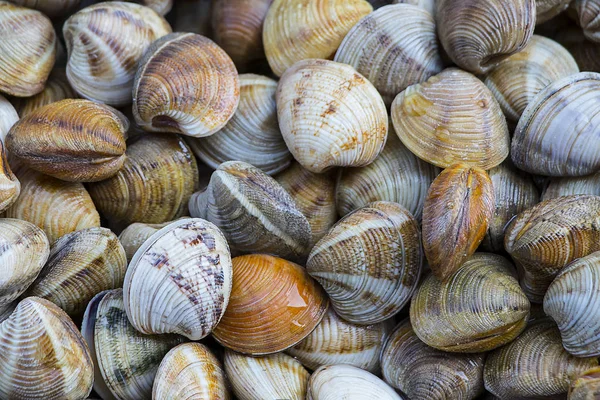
{"left": 11, "top": 69, "right": 77, "bottom": 117}
{"left": 570, "top": 367, "right": 600, "bottom": 400}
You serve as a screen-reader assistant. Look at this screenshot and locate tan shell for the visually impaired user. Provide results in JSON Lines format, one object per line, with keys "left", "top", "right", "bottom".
{"left": 11, "top": 69, "right": 78, "bottom": 118}
{"left": 543, "top": 170, "right": 600, "bottom": 200}
{"left": 187, "top": 74, "right": 291, "bottom": 174}
{"left": 570, "top": 367, "right": 600, "bottom": 400}
{"left": 0, "top": 93, "right": 18, "bottom": 142}
{"left": 131, "top": 0, "right": 173, "bottom": 15}
{"left": 63, "top": 2, "right": 171, "bottom": 106}
{"left": 9, "top": 0, "right": 80, "bottom": 17}
{"left": 391, "top": 68, "right": 509, "bottom": 169}
{"left": 0, "top": 297, "right": 94, "bottom": 400}
{"left": 118, "top": 220, "right": 182, "bottom": 262}
{"left": 0, "top": 141, "right": 19, "bottom": 213}
{"left": 572, "top": 0, "right": 600, "bottom": 43}
{"left": 536, "top": 0, "right": 573, "bottom": 23}
{"left": 392, "top": 0, "right": 436, "bottom": 16}
{"left": 277, "top": 59, "right": 388, "bottom": 173}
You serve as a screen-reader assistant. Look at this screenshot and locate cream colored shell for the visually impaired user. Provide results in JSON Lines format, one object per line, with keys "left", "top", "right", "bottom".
{"left": 392, "top": 0, "right": 436, "bottom": 16}
{"left": 118, "top": 220, "right": 182, "bottom": 262}
{"left": 0, "top": 94, "right": 18, "bottom": 142}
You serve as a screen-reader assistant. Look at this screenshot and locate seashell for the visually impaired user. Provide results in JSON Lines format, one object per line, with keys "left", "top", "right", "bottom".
{"left": 212, "top": 254, "right": 329, "bottom": 355}
{"left": 0, "top": 93, "right": 18, "bottom": 142}
{"left": 118, "top": 220, "right": 182, "bottom": 262}
{"left": 556, "top": 27, "right": 600, "bottom": 73}
{"left": 173, "top": 0, "right": 212, "bottom": 36}
{"left": 0, "top": 141, "right": 19, "bottom": 213}
{"left": 131, "top": 0, "right": 173, "bottom": 15}
{"left": 0, "top": 218, "right": 49, "bottom": 307}
{"left": 0, "top": 297, "right": 94, "bottom": 400}
{"left": 391, "top": 68, "right": 509, "bottom": 170}
{"left": 0, "top": 2, "right": 56, "bottom": 97}
{"left": 287, "top": 307, "right": 392, "bottom": 374}
{"left": 307, "top": 201, "right": 422, "bottom": 324}
{"left": 276, "top": 162, "right": 337, "bottom": 246}
{"left": 536, "top": 0, "right": 573, "bottom": 24}
{"left": 25, "top": 227, "right": 127, "bottom": 317}
{"left": 512, "top": 72, "right": 600, "bottom": 177}
{"left": 11, "top": 69, "right": 77, "bottom": 118}
{"left": 224, "top": 350, "right": 310, "bottom": 400}
{"left": 0, "top": 300, "right": 15, "bottom": 323}
{"left": 263, "top": 0, "right": 372, "bottom": 77}
{"left": 5, "top": 167, "right": 100, "bottom": 243}
{"left": 381, "top": 318, "right": 485, "bottom": 399}
{"left": 505, "top": 195, "right": 600, "bottom": 302}
{"left": 63, "top": 2, "right": 171, "bottom": 106}
{"left": 572, "top": 0, "right": 600, "bottom": 43}
{"left": 6, "top": 99, "right": 127, "bottom": 182}
{"left": 484, "top": 35, "right": 579, "bottom": 122}
{"left": 82, "top": 289, "right": 184, "bottom": 400}
{"left": 187, "top": 74, "right": 291, "bottom": 174}
{"left": 422, "top": 164, "right": 494, "bottom": 281}
{"left": 543, "top": 170, "right": 600, "bottom": 200}
{"left": 307, "top": 364, "right": 403, "bottom": 400}
{"left": 9, "top": 0, "right": 80, "bottom": 17}
{"left": 411, "top": 253, "right": 530, "bottom": 353}
{"left": 133, "top": 32, "right": 240, "bottom": 138}
{"left": 88, "top": 133, "right": 199, "bottom": 226}
{"left": 436, "top": 0, "right": 536, "bottom": 74}
{"left": 570, "top": 367, "right": 600, "bottom": 400}
{"left": 189, "top": 161, "right": 312, "bottom": 260}
{"left": 334, "top": 4, "right": 443, "bottom": 106}
{"left": 153, "top": 343, "right": 229, "bottom": 400}
{"left": 277, "top": 59, "right": 388, "bottom": 173}
{"left": 392, "top": 0, "right": 436, "bottom": 16}
{"left": 484, "top": 320, "right": 598, "bottom": 399}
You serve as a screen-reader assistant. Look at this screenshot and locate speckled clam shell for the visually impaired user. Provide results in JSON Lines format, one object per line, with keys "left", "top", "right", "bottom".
{"left": 212, "top": 254, "right": 329, "bottom": 355}
{"left": 381, "top": 319, "right": 485, "bottom": 400}
{"left": 118, "top": 219, "right": 182, "bottom": 262}
{"left": 572, "top": 0, "right": 600, "bottom": 42}
{"left": 63, "top": 2, "right": 171, "bottom": 106}
{"left": 570, "top": 367, "right": 600, "bottom": 400}
{"left": 484, "top": 320, "right": 598, "bottom": 399}
{"left": 224, "top": 350, "right": 310, "bottom": 400}
{"left": 334, "top": 4, "right": 443, "bottom": 106}
{"left": 391, "top": 68, "right": 509, "bottom": 169}
{"left": 277, "top": 59, "right": 388, "bottom": 173}
{"left": 0, "top": 141, "right": 19, "bottom": 213}
{"left": 133, "top": 32, "right": 239, "bottom": 137}
{"left": 392, "top": 0, "right": 436, "bottom": 16}
{"left": 187, "top": 74, "right": 291, "bottom": 174}
{"left": 0, "top": 93, "right": 18, "bottom": 142}
{"left": 536, "top": 0, "right": 573, "bottom": 23}
{"left": 0, "top": 297, "right": 94, "bottom": 400}
{"left": 12, "top": 69, "right": 77, "bottom": 117}
{"left": 189, "top": 161, "right": 312, "bottom": 260}
{"left": 307, "top": 201, "right": 422, "bottom": 324}
{"left": 543, "top": 170, "right": 600, "bottom": 200}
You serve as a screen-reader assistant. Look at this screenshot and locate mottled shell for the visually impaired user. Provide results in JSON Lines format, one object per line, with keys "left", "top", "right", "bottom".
{"left": 12, "top": 69, "right": 77, "bottom": 117}
{"left": 26, "top": 227, "right": 126, "bottom": 317}
{"left": 119, "top": 220, "right": 181, "bottom": 262}
{"left": 537, "top": 0, "right": 573, "bottom": 23}
{"left": 422, "top": 164, "right": 494, "bottom": 281}
{"left": 277, "top": 59, "right": 388, "bottom": 173}
{"left": 82, "top": 289, "right": 184, "bottom": 400}
{"left": 0, "top": 2, "right": 55, "bottom": 97}
{"left": 63, "top": 2, "right": 171, "bottom": 106}
{"left": 0, "top": 297, "right": 94, "bottom": 400}
{"left": 307, "top": 201, "right": 422, "bottom": 324}
{"left": 287, "top": 308, "right": 392, "bottom": 374}
{"left": 9, "top": 0, "right": 80, "bottom": 16}
{"left": 570, "top": 367, "right": 600, "bottom": 400}
{"left": 505, "top": 195, "right": 600, "bottom": 302}
{"left": 88, "top": 133, "right": 199, "bottom": 225}
{"left": 124, "top": 218, "right": 232, "bottom": 341}
{"left": 153, "top": 343, "right": 230, "bottom": 400}
{"left": 0, "top": 141, "right": 19, "bottom": 213}
{"left": 212, "top": 254, "right": 329, "bottom": 355}
{"left": 224, "top": 350, "right": 310, "bottom": 400}
{"left": 572, "top": 0, "right": 600, "bottom": 42}
{"left": 189, "top": 161, "right": 312, "bottom": 260}
{"left": 543, "top": 170, "right": 600, "bottom": 200}
{"left": 187, "top": 74, "right": 291, "bottom": 174}
{"left": 391, "top": 68, "right": 509, "bottom": 169}
{"left": 0, "top": 93, "right": 18, "bottom": 142}
{"left": 6, "top": 99, "right": 127, "bottom": 182}
{"left": 484, "top": 320, "right": 598, "bottom": 399}
{"left": 381, "top": 319, "right": 485, "bottom": 399}
{"left": 392, "top": 0, "right": 436, "bottom": 16}
{"left": 334, "top": 4, "right": 443, "bottom": 106}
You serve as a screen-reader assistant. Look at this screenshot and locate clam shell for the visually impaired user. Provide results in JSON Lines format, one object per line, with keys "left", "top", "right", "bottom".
{"left": 543, "top": 170, "right": 600, "bottom": 200}
{"left": 536, "top": 0, "right": 573, "bottom": 23}
{"left": 0, "top": 93, "right": 18, "bottom": 142}
{"left": 570, "top": 367, "right": 600, "bottom": 400}
{"left": 0, "top": 141, "right": 19, "bottom": 213}
{"left": 11, "top": 69, "right": 78, "bottom": 117}
{"left": 118, "top": 220, "right": 182, "bottom": 262}
{"left": 392, "top": 0, "right": 436, "bottom": 16}
{"left": 572, "top": 0, "right": 600, "bottom": 43}
{"left": 9, "top": 0, "right": 80, "bottom": 17}
{"left": 212, "top": 254, "right": 329, "bottom": 355}
{"left": 135, "top": 0, "right": 172, "bottom": 15}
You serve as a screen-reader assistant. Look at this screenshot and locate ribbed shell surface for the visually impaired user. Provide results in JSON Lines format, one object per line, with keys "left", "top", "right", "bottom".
{"left": 536, "top": 0, "right": 572, "bottom": 23}
{"left": 392, "top": 0, "right": 436, "bottom": 16}
{"left": 12, "top": 69, "right": 78, "bottom": 117}
{"left": 573, "top": 0, "right": 600, "bottom": 42}
{"left": 0, "top": 141, "right": 19, "bottom": 213}
{"left": 543, "top": 171, "right": 600, "bottom": 200}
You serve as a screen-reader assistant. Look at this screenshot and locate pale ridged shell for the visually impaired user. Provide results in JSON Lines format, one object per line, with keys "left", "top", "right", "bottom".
{"left": 277, "top": 59, "right": 388, "bottom": 173}
{"left": 124, "top": 218, "right": 232, "bottom": 340}
{"left": 63, "top": 2, "right": 171, "bottom": 106}
{"left": 572, "top": 0, "right": 600, "bottom": 42}
{"left": 12, "top": 69, "right": 78, "bottom": 117}
{"left": 307, "top": 201, "right": 422, "bottom": 324}
{"left": 381, "top": 319, "right": 485, "bottom": 400}
{"left": 334, "top": 4, "right": 443, "bottom": 106}
{"left": 543, "top": 171, "right": 600, "bottom": 200}
{"left": 187, "top": 74, "right": 291, "bottom": 174}
{"left": 392, "top": 0, "right": 436, "bottom": 16}
{"left": 570, "top": 367, "right": 600, "bottom": 400}
{"left": 224, "top": 350, "right": 310, "bottom": 400}
{"left": 536, "top": 0, "right": 572, "bottom": 23}
{"left": 391, "top": 68, "right": 509, "bottom": 169}
{"left": 0, "top": 297, "right": 94, "bottom": 400}
{"left": 0, "top": 93, "right": 18, "bottom": 142}
{"left": 0, "top": 141, "right": 19, "bottom": 213}
{"left": 118, "top": 220, "right": 181, "bottom": 262}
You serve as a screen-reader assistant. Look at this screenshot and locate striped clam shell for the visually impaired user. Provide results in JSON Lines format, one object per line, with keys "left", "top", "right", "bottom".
{"left": 536, "top": 0, "right": 573, "bottom": 24}
{"left": 118, "top": 219, "right": 183, "bottom": 262}
{"left": 570, "top": 367, "right": 600, "bottom": 400}
{"left": 543, "top": 170, "right": 600, "bottom": 200}
{"left": 572, "top": 0, "right": 600, "bottom": 43}
{"left": 0, "top": 140, "right": 19, "bottom": 213}
{"left": 11, "top": 68, "right": 78, "bottom": 117}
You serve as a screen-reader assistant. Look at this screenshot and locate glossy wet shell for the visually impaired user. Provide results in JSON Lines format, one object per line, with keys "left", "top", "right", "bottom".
{"left": 0, "top": 141, "right": 19, "bottom": 213}
{"left": 569, "top": 367, "right": 600, "bottom": 400}
{"left": 12, "top": 69, "right": 78, "bottom": 117}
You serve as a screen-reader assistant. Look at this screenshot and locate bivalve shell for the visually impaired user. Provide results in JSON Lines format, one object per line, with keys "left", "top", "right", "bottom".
{"left": 0, "top": 93, "right": 18, "bottom": 142}
{"left": 0, "top": 140, "right": 19, "bottom": 213}
{"left": 118, "top": 219, "right": 181, "bottom": 262}
{"left": 11, "top": 69, "right": 78, "bottom": 117}
{"left": 572, "top": 0, "right": 600, "bottom": 42}
{"left": 570, "top": 367, "right": 600, "bottom": 400}
{"left": 392, "top": 0, "right": 436, "bottom": 16}
{"left": 536, "top": 0, "right": 573, "bottom": 23}
{"left": 543, "top": 170, "right": 600, "bottom": 200}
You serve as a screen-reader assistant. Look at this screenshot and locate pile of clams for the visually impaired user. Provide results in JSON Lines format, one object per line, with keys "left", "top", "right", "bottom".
{"left": 2, "top": 0, "right": 600, "bottom": 399}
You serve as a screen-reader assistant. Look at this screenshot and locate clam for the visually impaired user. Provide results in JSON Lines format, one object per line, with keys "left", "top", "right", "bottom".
{"left": 277, "top": 59, "right": 388, "bottom": 173}
{"left": 63, "top": 2, "right": 171, "bottom": 106}
{"left": 505, "top": 195, "right": 600, "bottom": 302}
{"left": 0, "top": 93, "right": 18, "bottom": 142}
{"left": 381, "top": 318, "right": 485, "bottom": 399}
{"left": 392, "top": 0, "right": 436, "bottom": 16}
{"left": 307, "top": 201, "right": 422, "bottom": 324}
{"left": 189, "top": 161, "right": 312, "bottom": 260}
{"left": 484, "top": 320, "right": 598, "bottom": 399}
{"left": 0, "top": 1, "right": 55, "bottom": 97}
{"left": 187, "top": 74, "right": 291, "bottom": 174}
{"left": 391, "top": 68, "right": 509, "bottom": 170}
{"left": 334, "top": 4, "right": 443, "bottom": 106}
{"left": 543, "top": 170, "right": 600, "bottom": 200}
{"left": 422, "top": 164, "right": 494, "bottom": 281}
{"left": 537, "top": 0, "right": 573, "bottom": 23}
{"left": 570, "top": 367, "right": 600, "bottom": 400}
{"left": 224, "top": 350, "right": 310, "bottom": 400}
{"left": 0, "top": 141, "right": 19, "bottom": 213}
{"left": 9, "top": 0, "right": 80, "bottom": 17}
{"left": 11, "top": 69, "right": 77, "bottom": 117}
{"left": 572, "top": 0, "right": 600, "bottom": 42}
{"left": 212, "top": 254, "right": 329, "bottom": 355}
{"left": 6, "top": 99, "right": 127, "bottom": 182}
{"left": 118, "top": 220, "right": 182, "bottom": 262}
{"left": 88, "top": 133, "right": 199, "bottom": 226}
{"left": 0, "top": 297, "right": 94, "bottom": 400}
